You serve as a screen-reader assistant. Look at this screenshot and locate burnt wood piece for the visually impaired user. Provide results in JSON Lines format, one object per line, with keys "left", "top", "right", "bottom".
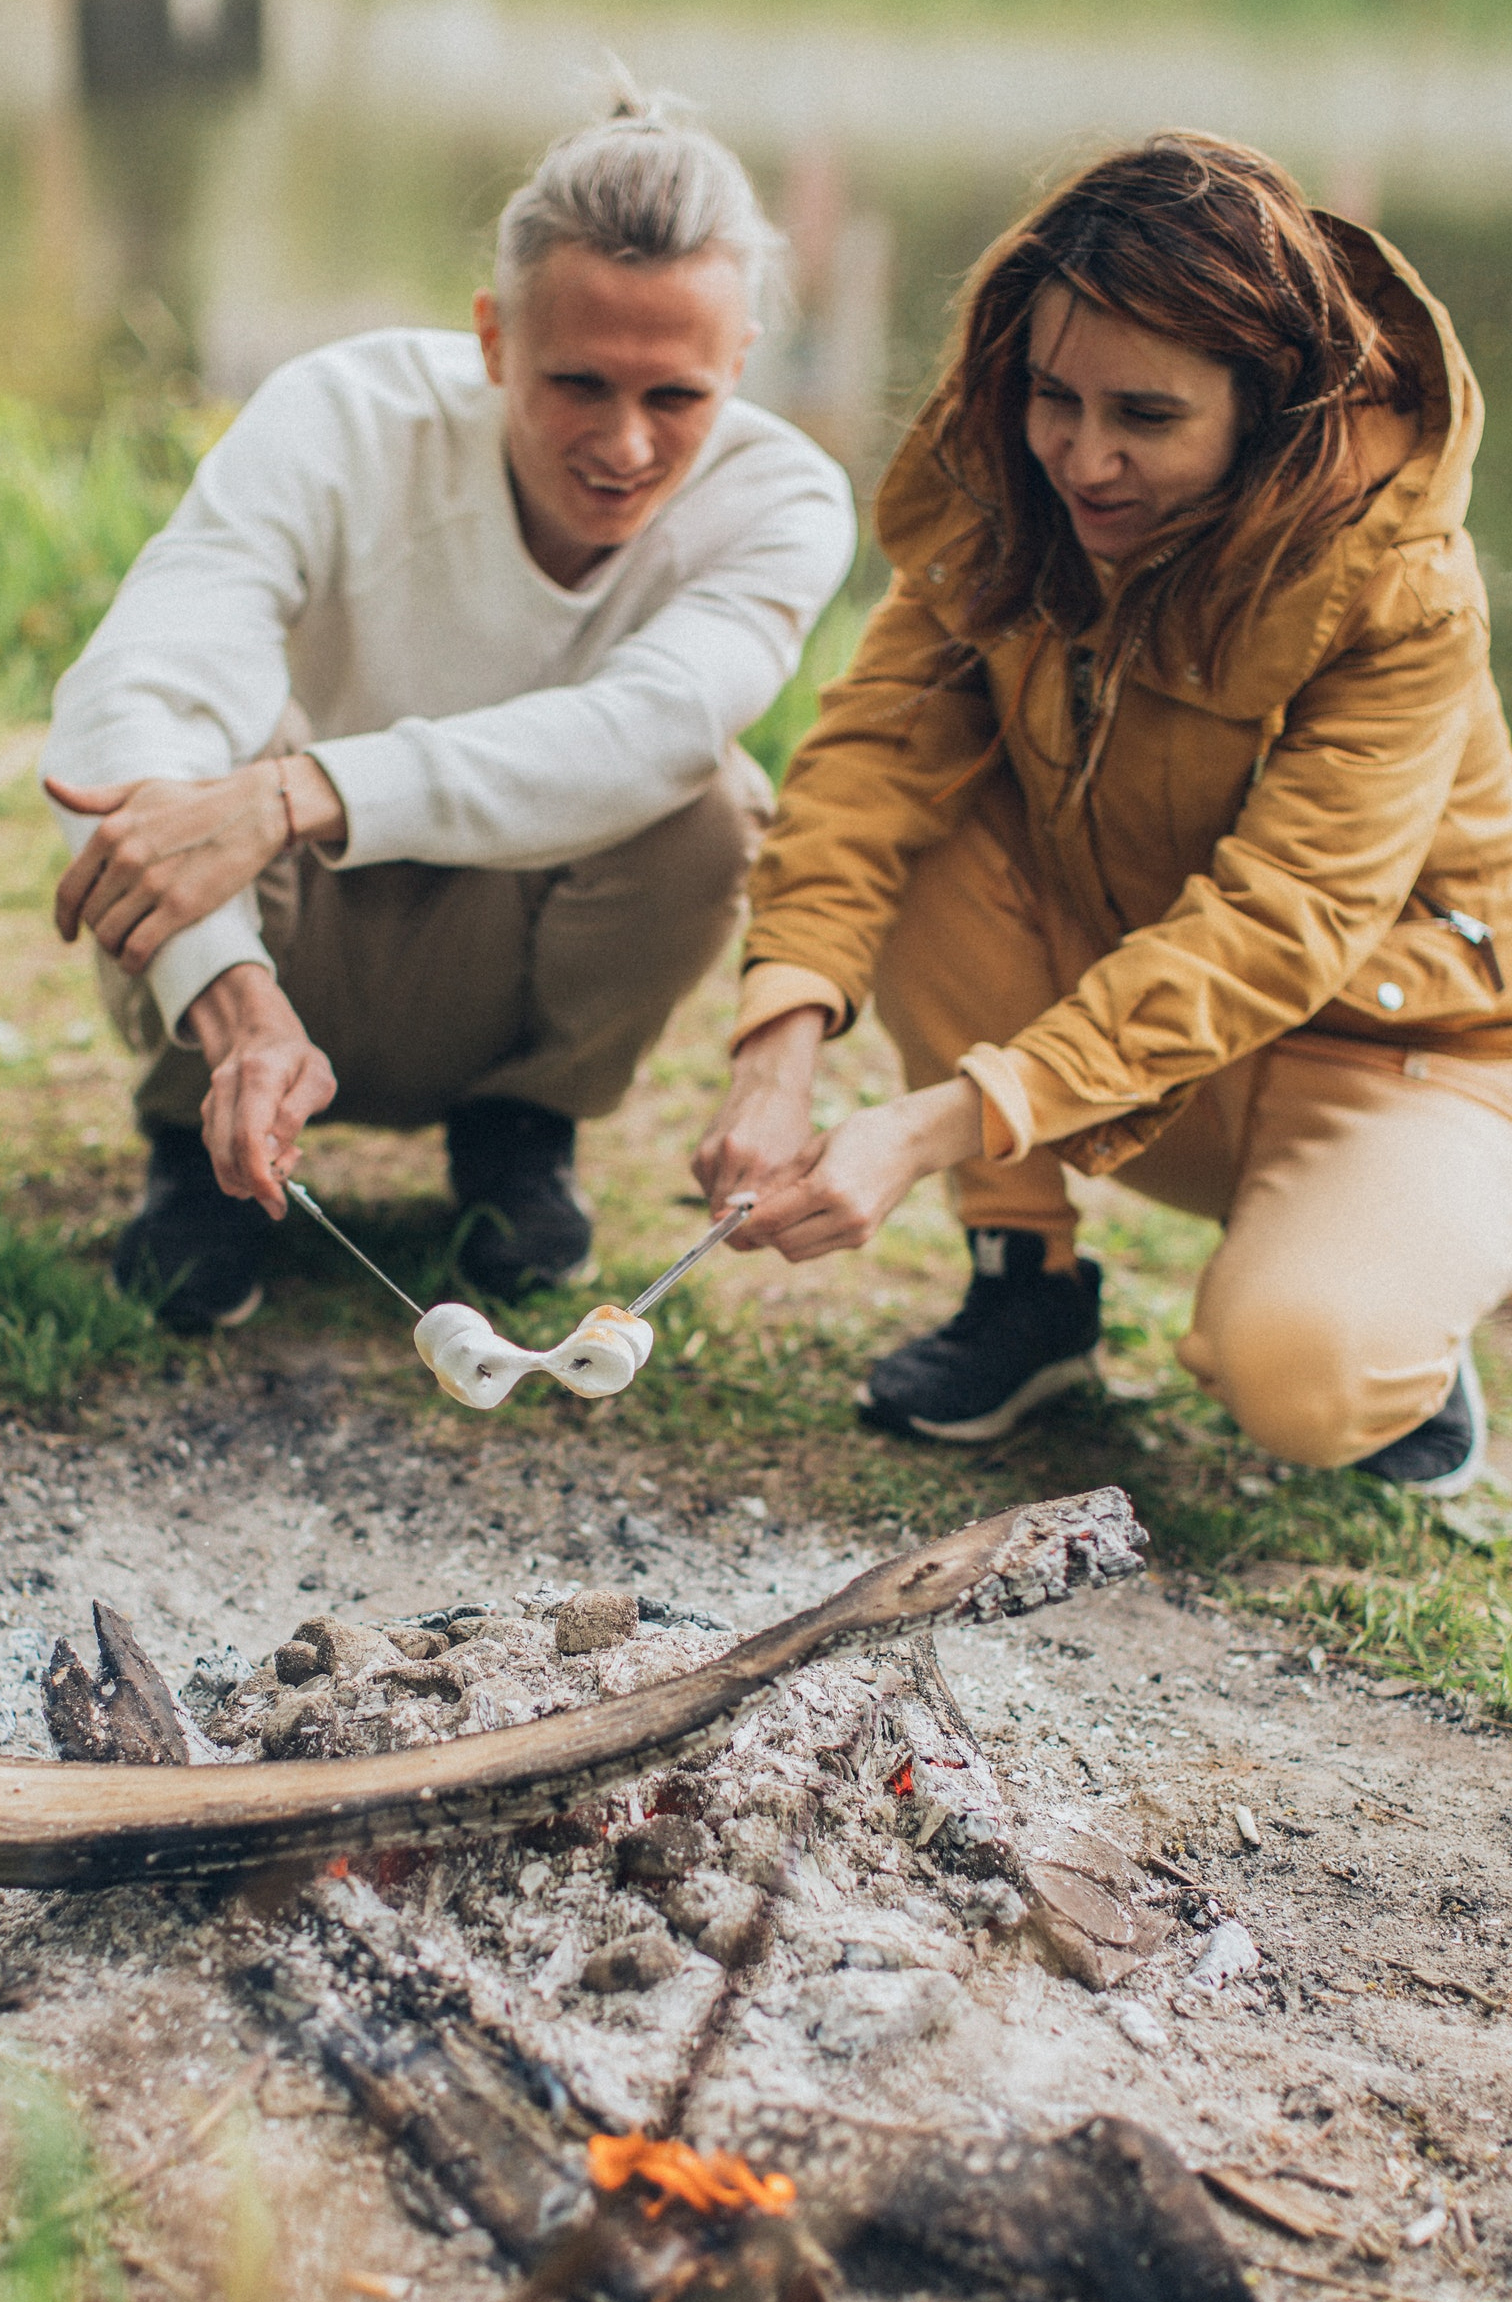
{"left": 41, "top": 1602, "right": 189, "bottom": 1766}
{"left": 245, "top": 1943, "right": 831, "bottom": 2302}
{"left": 748, "top": 2113, "right": 1250, "bottom": 2302}
{"left": 0, "top": 1488, "right": 1143, "bottom": 1890}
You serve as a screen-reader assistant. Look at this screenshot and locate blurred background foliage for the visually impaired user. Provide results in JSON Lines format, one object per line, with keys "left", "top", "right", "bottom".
{"left": 3, "top": 0, "right": 1512, "bottom": 728}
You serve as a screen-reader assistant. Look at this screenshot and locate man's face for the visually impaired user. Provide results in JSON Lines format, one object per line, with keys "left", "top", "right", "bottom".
{"left": 475, "top": 243, "right": 756, "bottom": 588}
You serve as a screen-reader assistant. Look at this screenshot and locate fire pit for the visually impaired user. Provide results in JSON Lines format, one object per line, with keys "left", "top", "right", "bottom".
{"left": 20, "top": 1487, "right": 1249, "bottom": 2299}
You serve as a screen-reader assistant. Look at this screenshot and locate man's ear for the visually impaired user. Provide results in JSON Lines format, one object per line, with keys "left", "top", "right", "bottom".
{"left": 729, "top": 317, "right": 762, "bottom": 387}
{"left": 473, "top": 288, "right": 506, "bottom": 386}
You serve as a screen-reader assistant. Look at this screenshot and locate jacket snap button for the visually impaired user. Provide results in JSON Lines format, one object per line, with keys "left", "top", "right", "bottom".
{"left": 927, "top": 562, "right": 946, "bottom": 584}
{"left": 1377, "top": 982, "right": 1405, "bottom": 1011}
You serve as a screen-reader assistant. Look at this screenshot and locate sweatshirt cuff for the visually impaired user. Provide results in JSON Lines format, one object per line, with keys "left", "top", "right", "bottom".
{"left": 146, "top": 892, "right": 275, "bottom": 1046}
{"left": 732, "top": 962, "right": 849, "bottom": 1052}
{"left": 958, "top": 1043, "right": 1138, "bottom": 1161}
{"left": 306, "top": 728, "right": 420, "bottom": 871}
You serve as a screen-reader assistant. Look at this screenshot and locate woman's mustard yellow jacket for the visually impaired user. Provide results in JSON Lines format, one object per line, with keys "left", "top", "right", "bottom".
{"left": 740, "top": 221, "right": 1512, "bottom": 1174}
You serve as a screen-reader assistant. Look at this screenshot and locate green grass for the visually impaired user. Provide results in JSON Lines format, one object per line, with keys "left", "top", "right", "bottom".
{"left": 0, "top": 1216, "right": 173, "bottom": 1409}
{"left": 0, "top": 2059, "right": 125, "bottom": 2302}
{"left": 0, "top": 394, "right": 228, "bottom": 724}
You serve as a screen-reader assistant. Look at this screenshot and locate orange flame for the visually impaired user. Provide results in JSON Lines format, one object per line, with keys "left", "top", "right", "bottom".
{"left": 887, "top": 1760, "right": 915, "bottom": 1797}
{"left": 587, "top": 2132, "right": 796, "bottom": 2221}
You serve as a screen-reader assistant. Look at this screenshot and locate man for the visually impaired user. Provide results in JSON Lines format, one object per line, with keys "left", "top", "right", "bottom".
{"left": 43, "top": 98, "right": 855, "bottom": 1331}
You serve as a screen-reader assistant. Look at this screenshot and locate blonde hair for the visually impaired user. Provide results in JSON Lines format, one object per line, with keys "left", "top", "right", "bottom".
{"left": 495, "top": 76, "right": 783, "bottom": 311}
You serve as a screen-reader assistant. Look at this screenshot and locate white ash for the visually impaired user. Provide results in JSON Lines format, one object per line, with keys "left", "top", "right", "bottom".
{"left": 196, "top": 1587, "right": 1173, "bottom": 2151}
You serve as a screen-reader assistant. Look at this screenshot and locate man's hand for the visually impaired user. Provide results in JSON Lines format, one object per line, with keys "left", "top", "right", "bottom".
{"left": 736, "top": 1078, "right": 984, "bottom": 1263}
{"left": 693, "top": 1006, "right": 827, "bottom": 1225}
{"left": 187, "top": 965, "right": 337, "bottom": 1215}
{"left": 48, "top": 754, "right": 346, "bottom": 974}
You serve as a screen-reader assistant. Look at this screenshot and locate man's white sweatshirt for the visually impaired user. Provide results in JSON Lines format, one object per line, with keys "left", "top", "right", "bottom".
{"left": 43, "top": 328, "right": 856, "bottom": 1038}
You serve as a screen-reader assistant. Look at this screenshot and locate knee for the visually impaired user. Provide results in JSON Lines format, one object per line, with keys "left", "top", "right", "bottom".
{"left": 1180, "top": 1293, "right": 1378, "bottom": 1470}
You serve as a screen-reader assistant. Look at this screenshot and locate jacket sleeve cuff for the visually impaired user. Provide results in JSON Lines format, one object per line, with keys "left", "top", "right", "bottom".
{"left": 145, "top": 893, "right": 276, "bottom": 1046}
{"left": 732, "top": 962, "right": 849, "bottom": 1052}
{"left": 958, "top": 1043, "right": 1138, "bottom": 1160}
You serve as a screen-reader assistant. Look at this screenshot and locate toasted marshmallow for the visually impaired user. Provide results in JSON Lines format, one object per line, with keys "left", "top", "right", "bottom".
{"left": 412, "top": 1301, "right": 654, "bottom": 1409}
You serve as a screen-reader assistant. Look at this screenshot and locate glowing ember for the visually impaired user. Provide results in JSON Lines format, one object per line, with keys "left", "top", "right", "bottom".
{"left": 587, "top": 2132, "right": 797, "bottom": 2220}
{"left": 887, "top": 1760, "right": 915, "bottom": 1797}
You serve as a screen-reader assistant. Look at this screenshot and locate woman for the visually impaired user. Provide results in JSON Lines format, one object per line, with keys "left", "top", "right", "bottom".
{"left": 697, "top": 134, "right": 1512, "bottom": 1497}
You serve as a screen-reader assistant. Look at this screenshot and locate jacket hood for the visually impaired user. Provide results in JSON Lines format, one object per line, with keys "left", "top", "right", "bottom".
{"left": 876, "top": 216, "right": 1485, "bottom": 726}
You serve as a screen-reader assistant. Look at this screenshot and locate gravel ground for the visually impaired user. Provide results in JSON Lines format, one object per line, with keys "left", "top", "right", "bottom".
{"left": 0, "top": 1359, "right": 1509, "bottom": 2299}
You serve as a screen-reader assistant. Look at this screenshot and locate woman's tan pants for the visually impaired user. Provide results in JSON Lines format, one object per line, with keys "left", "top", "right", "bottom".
{"left": 104, "top": 743, "right": 774, "bottom": 1137}
{"left": 874, "top": 788, "right": 1512, "bottom": 1469}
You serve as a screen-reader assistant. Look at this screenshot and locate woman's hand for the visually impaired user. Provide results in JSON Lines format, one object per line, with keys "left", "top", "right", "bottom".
{"left": 48, "top": 754, "right": 346, "bottom": 973}
{"left": 738, "top": 1077, "right": 983, "bottom": 1263}
{"left": 693, "top": 1006, "right": 828, "bottom": 1221}
{"left": 187, "top": 965, "right": 337, "bottom": 1216}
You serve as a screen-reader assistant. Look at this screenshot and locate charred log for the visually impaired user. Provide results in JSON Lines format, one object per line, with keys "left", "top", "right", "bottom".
{"left": 1, "top": 1488, "right": 1144, "bottom": 1889}
{"left": 42, "top": 1601, "right": 188, "bottom": 1766}
{"left": 244, "top": 1940, "right": 832, "bottom": 2302}
{"left": 803, "top": 2114, "right": 1252, "bottom": 2302}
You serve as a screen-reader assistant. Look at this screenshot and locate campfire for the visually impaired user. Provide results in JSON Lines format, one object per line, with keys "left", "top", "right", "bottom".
{"left": 15, "top": 1489, "right": 1250, "bottom": 2301}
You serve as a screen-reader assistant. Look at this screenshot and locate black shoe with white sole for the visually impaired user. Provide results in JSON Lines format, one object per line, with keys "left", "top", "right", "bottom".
{"left": 113, "top": 1126, "right": 269, "bottom": 1336}
{"left": 1353, "top": 1346, "right": 1486, "bottom": 1498}
{"left": 447, "top": 1096, "right": 594, "bottom": 1304}
{"left": 859, "top": 1228, "right": 1101, "bottom": 1442}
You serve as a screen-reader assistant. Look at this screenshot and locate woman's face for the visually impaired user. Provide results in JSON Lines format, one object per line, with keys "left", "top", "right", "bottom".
{"left": 1025, "top": 285, "right": 1242, "bottom": 564}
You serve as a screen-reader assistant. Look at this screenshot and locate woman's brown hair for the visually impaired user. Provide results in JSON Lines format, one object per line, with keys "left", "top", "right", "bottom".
{"left": 932, "top": 132, "right": 1418, "bottom": 682}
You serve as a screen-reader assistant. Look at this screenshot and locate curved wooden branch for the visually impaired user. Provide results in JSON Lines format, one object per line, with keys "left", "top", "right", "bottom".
{"left": 0, "top": 1487, "right": 1142, "bottom": 1891}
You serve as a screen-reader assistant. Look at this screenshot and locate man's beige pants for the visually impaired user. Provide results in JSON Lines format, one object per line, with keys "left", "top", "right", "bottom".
{"left": 105, "top": 742, "right": 774, "bottom": 1138}
{"left": 874, "top": 784, "right": 1512, "bottom": 1469}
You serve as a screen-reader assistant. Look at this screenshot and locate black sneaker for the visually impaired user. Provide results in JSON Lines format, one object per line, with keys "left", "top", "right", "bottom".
{"left": 446, "top": 1097, "right": 593, "bottom": 1304}
{"left": 1354, "top": 1347, "right": 1486, "bottom": 1498}
{"left": 113, "top": 1126, "right": 269, "bottom": 1336}
{"left": 860, "top": 1229, "right": 1101, "bottom": 1442}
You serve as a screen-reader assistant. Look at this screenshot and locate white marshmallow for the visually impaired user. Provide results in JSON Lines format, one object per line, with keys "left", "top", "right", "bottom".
{"left": 412, "top": 1301, "right": 655, "bottom": 1410}
{"left": 541, "top": 1306, "right": 653, "bottom": 1398}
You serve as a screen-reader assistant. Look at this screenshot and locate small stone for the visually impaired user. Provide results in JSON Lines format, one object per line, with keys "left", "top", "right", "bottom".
{"left": 1190, "top": 1919, "right": 1261, "bottom": 1989}
{"left": 718, "top": 1812, "right": 789, "bottom": 1887}
{"left": 660, "top": 1869, "right": 765, "bottom": 1961}
{"left": 1402, "top": 2205, "right": 1447, "bottom": 2250}
{"left": 1118, "top": 2002, "right": 1170, "bottom": 2052}
{"left": 579, "top": 1932, "right": 681, "bottom": 1993}
{"left": 292, "top": 1616, "right": 400, "bottom": 1679}
{"left": 957, "top": 1879, "right": 1028, "bottom": 1932}
{"left": 614, "top": 1816, "right": 714, "bottom": 1885}
{"left": 385, "top": 1627, "right": 450, "bottom": 1661}
{"left": 554, "top": 1590, "right": 638, "bottom": 1655}
{"left": 274, "top": 1640, "right": 321, "bottom": 1686}
{"left": 261, "top": 1682, "right": 338, "bottom": 1759}
{"left": 799, "top": 1969, "right": 962, "bottom": 2059}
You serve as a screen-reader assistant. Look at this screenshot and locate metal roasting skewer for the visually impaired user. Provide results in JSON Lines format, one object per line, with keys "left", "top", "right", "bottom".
{"left": 285, "top": 1178, "right": 755, "bottom": 1326}
{"left": 625, "top": 1194, "right": 757, "bottom": 1316}
{"left": 284, "top": 1180, "right": 425, "bottom": 1319}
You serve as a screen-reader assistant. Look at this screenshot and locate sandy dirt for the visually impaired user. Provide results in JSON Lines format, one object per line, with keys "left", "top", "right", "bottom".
{"left": 0, "top": 1369, "right": 1508, "bottom": 2301}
